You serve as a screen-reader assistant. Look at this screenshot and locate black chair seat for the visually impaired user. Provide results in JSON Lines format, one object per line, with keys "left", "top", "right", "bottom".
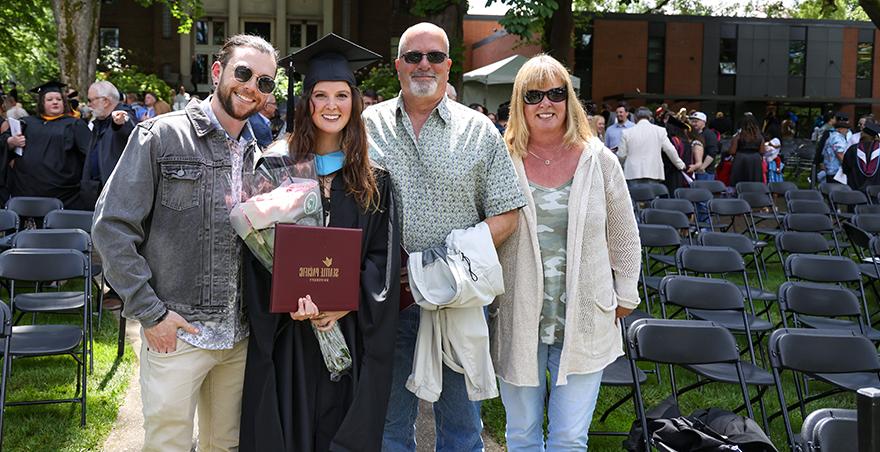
{"left": 797, "top": 315, "right": 880, "bottom": 341}
{"left": 737, "top": 285, "right": 777, "bottom": 301}
{"left": 858, "top": 263, "right": 880, "bottom": 279}
{"left": 814, "top": 371, "right": 880, "bottom": 392}
{"left": 648, "top": 253, "right": 676, "bottom": 267}
{"left": 14, "top": 291, "right": 85, "bottom": 313}
{"left": 602, "top": 355, "right": 647, "bottom": 386}
{"left": 3, "top": 325, "right": 83, "bottom": 356}
{"left": 688, "top": 309, "right": 773, "bottom": 332}
{"left": 685, "top": 361, "right": 774, "bottom": 386}
{"left": 641, "top": 276, "right": 661, "bottom": 291}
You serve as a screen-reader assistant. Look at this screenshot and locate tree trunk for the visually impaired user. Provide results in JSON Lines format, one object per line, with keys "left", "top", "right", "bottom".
{"left": 861, "top": 0, "right": 880, "bottom": 29}
{"left": 545, "top": 0, "right": 574, "bottom": 68}
{"left": 51, "top": 0, "right": 100, "bottom": 98}
{"left": 426, "top": 2, "right": 465, "bottom": 87}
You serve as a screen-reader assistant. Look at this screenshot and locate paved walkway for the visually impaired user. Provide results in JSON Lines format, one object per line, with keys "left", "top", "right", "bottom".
{"left": 102, "top": 317, "right": 504, "bottom": 451}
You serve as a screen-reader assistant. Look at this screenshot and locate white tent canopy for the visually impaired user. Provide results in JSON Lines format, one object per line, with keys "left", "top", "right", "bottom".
{"left": 461, "top": 55, "right": 580, "bottom": 114}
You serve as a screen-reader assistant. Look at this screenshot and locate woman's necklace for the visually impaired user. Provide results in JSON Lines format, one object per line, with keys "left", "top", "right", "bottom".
{"left": 527, "top": 144, "right": 566, "bottom": 166}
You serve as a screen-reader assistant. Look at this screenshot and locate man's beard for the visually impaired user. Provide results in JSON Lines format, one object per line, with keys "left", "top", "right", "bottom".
{"left": 408, "top": 72, "right": 439, "bottom": 98}
{"left": 217, "top": 81, "right": 260, "bottom": 120}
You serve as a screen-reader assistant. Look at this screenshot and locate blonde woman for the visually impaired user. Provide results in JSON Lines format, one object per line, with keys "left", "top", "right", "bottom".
{"left": 590, "top": 114, "right": 605, "bottom": 143}
{"left": 490, "top": 55, "right": 642, "bottom": 450}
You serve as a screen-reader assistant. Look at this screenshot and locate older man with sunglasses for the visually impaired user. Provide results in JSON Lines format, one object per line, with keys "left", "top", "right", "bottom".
{"left": 93, "top": 34, "right": 277, "bottom": 451}
{"left": 363, "top": 22, "right": 525, "bottom": 452}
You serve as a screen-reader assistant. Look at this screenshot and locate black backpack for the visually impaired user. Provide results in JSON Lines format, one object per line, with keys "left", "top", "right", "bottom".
{"left": 814, "top": 128, "right": 832, "bottom": 165}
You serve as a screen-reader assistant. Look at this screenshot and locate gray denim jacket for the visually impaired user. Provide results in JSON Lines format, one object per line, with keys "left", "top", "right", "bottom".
{"left": 92, "top": 100, "right": 260, "bottom": 328}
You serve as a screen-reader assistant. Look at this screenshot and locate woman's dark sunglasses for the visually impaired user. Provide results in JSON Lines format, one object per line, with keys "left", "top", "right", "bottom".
{"left": 401, "top": 51, "right": 448, "bottom": 65}
{"left": 523, "top": 87, "right": 567, "bottom": 105}
{"left": 232, "top": 65, "right": 276, "bottom": 94}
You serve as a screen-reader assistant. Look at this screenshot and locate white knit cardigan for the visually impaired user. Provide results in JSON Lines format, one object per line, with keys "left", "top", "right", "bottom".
{"left": 490, "top": 137, "right": 642, "bottom": 386}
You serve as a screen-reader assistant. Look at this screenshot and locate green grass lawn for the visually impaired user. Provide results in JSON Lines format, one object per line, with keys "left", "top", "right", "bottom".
{"left": 2, "top": 287, "right": 136, "bottom": 451}
{"left": 481, "top": 223, "right": 866, "bottom": 450}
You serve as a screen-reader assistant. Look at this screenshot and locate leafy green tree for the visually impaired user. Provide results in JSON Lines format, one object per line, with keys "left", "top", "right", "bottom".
{"left": 0, "top": 0, "right": 58, "bottom": 97}
{"left": 360, "top": 64, "right": 402, "bottom": 100}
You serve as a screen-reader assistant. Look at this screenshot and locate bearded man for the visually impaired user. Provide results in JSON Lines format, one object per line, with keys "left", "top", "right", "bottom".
{"left": 92, "top": 34, "right": 277, "bottom": 451}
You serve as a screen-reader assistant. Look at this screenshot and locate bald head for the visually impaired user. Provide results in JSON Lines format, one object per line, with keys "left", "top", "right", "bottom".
{"left": 398, "top": 22, "right": 449, "bottom": 58}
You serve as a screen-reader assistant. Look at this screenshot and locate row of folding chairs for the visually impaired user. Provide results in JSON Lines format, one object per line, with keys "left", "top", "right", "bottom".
{"left": 626, "top": 318, "right": 878, "bottom": 451}
{"left": 0, "top": 232, "right": 94, "bottom": 447}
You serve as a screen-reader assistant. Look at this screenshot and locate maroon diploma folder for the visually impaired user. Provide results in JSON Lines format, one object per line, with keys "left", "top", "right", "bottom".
{"left": 270, "top": 223, "right": 363, "bottom": 313}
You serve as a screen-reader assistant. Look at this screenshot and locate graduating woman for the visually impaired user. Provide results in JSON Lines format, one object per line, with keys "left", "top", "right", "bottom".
{"left": 239, "top": 34, "right": 400, "bottom": 452}
{"left": 0, "top": 81, "right": 90, "bottom": 208}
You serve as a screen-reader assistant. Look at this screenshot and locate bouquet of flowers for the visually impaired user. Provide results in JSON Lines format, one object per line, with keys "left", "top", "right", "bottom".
{"left": 227, "top": 156, "right": 352, "bottom": 379}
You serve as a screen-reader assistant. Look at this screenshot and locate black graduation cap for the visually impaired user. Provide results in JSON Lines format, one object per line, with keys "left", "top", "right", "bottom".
{"left": 29, "top": 80, "right": 67, "bottom": 96}
{"left": 863, "top": 122, "right": 880, "bottom": 138}
{"left": 277, "top": 33, "right": 381, "bottom": 131}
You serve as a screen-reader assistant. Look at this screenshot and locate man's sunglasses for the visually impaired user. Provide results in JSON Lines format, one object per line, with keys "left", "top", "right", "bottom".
{"left": 523, "top": 87, "right": 567, "bottom": 105}
{"left": 401, "top": 51, "right": 448, "bottom": 65}
{"left": 232, "top": 65, "right": 276, "bottom": 94}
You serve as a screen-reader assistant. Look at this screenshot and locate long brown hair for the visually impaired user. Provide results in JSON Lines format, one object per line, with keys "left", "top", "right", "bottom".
{"left": 288, "top": 84, "right": 379, "bottom": 211}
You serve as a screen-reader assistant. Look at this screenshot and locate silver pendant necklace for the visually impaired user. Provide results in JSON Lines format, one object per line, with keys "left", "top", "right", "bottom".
{"left": 528, "top": 150, "right": 552, "bottom": 166}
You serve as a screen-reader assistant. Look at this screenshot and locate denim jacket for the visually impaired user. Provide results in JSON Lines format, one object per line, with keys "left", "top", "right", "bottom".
{"left": 92, "top": 100, "right": 260, "bottom": 328}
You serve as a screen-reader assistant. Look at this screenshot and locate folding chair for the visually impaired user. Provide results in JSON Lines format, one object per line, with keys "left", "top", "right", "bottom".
{"left": 638, "top": 224, "right": 682, "bottom": 305}
{"left": 640, "top": 208, "right": 694, "bottom": 243}
{"left": 706, "top": 198, "right": 759, "bottom": 239}
{"left": 866, "top": 184, "right": 880, "bottom": 203}
{"left": 774, "top": 231, "right": 833, "bottom": 267}
{"left": 769, "top": 181, "right": 798, "bottom": 198}
{"left": 769, "top": 328, "right": 880, "bottom": 451}
{"left": 657, "top": 276, "right": 773, "bottom": 426}
{"left": 785, "top": 189, "right": 825, "bottom": 203}
{"left": 698, "top": 232, "right": 774, "bottom": 302}
{"left": 777, "top": 280, "right": 880, "bottom": 342}
{"left": 673, "top": 247, "right": 773, "bottom": 356}
{"left": 852, "top": 213, "right": 880, "bottom": 234}
{"left": 628, "top": 318, "right": 758, "bottom": 452}
{"left": 0, "top": 248, "right": 90, "bottom": 432}
{"left": 787, "top": 199, "right": 832, "bottom": 215}
{"left": 799, "top": 408, "right": 857, "bottom": 452}
{"left": 841, "top": 221, "right": 880, "bottom": 289}
{"left": 5, "top": 196, "right": 63, "bottom": 228}
{"left": 674, "top": 187, "right": 714, "bottom": 229}
{"left": 691, "top": 179, "right": 727, "bottom": 197}
{"left": 783, "top": 253, "right": 875, "bottom": 336}
{"left": 12, "top": 229, "right": 95, "bottom": 370}
{"left": 738, "top": 192, "right": 783, "bottom": 241}
{"left": 783, "top": 213, "right": 843, "bottom": 255}
{"left": 734, "top": 181, "right": 768, "bottom": 195}
{"left": 819, "top": 182, "right": 852, "bottom": 199}
{"left": 0, "top": 302, "right": 11, "bottom": 449}
{"left": 829, "top": 189, "right": 868, "bottom": 225}
{"left": 43, "top": 210, "right": 108, "bottom": 327}
{"left": 630, "top": 185, "right": 660, "bottom": 217}
{"left": 855, "top": 204, "right": 880, "bottom": 214}
{"left": 0, "top": 210, "right": 19, "bottom": 252}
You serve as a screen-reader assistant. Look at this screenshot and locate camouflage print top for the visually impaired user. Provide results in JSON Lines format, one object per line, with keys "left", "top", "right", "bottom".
{"left": 531, "top": 179, "right": 572, "bottom": 345}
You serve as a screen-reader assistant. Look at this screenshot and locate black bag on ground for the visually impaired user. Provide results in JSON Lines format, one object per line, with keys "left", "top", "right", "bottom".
{"left": 623, "top": 398, "right": 777, "bottom": 452}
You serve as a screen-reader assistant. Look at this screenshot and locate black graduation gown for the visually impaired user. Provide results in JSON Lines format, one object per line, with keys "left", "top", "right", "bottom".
{"left": 841, "top": 142, "right": 880, "bottom": 191}
{"left": 663, "top": 136, "right": 692, "bottom": 193}
{"left": 239, "top": 168, "right": 400, "bottom": 452}
{"left": 8, "top": 115, "right": 90, "bottom": 208}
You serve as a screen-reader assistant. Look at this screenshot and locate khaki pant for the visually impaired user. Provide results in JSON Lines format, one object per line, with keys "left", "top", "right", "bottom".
{"left": 139, "top": 329, "right": 248, "bottom": 452}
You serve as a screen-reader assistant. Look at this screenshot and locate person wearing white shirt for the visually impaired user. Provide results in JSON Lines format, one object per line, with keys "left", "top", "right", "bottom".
{"left": 617, "top": 107, "right": 685, "bottom": 183}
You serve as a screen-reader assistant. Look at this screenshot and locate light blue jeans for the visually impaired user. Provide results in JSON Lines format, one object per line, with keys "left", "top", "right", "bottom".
{"left": 382, "top": 305, "right": 484, "bottom": 452}
{"left": 498, "top": 342, "right": 604, "bottom": 451}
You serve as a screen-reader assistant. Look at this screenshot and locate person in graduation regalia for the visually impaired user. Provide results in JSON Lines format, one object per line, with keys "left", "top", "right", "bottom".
{"left": 841, "top": 121, "right": 880, "bottom": 191}
{"left": 0, "top": 81, "right": 90, "bottom": 208}
{"left": 239, "top": 33, "right": 400, "bottom": 452}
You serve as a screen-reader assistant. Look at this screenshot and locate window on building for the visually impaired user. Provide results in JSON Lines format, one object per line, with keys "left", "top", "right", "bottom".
{"left": 719, "top": 38, "right": 737, "bottom": 75}
{"left": 857, "top": 42, "right": 873, "bottom": 79}
{"left": 788, "top": 40, "right": 806, "bottom": 76}
{"left": 99, "top": 28, "right": 120, "bottom": 49}
{"left": 244, "top": 22, "right": 271, "bottom": 42}
{"left": 289, "top": 22, "right": 321, "bottom": 50}
{"left": 195, "top": 20, "right": 208, "bottom": 45}
{"left": 213, "top": 21, "right": 226, "bottom": 46}
{"left": 646, "top": 22, "right": 665, "bottom": 94}
{"left": 161, "top": 6, "right": 172, "bottom": 38}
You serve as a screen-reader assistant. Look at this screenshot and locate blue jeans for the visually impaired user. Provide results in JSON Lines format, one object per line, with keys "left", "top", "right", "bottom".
{"left": 382, "top": 305, "right": 484, "bottom": 452}
{"left": 498, "top": 342, "right": 604, "bottom": 451}
{"left": 694, "top": 172, "right": 714, "bottom": 224}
